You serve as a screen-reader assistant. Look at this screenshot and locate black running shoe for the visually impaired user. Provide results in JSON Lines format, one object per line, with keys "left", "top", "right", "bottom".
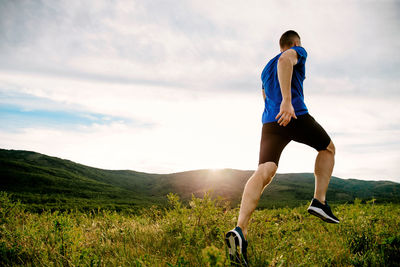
{"left": 225, "top": 226, "right": 248, "bottom": 266}
{"left": 307, "top": 198, "right": 340, "bottom": 224}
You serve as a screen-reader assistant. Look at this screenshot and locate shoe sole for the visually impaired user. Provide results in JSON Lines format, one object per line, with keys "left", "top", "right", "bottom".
{"left": 308, "top": 206, "right": 339, "bottom": 224}
{"left": 225, "top": 231, "right": 247, "bottom": 266}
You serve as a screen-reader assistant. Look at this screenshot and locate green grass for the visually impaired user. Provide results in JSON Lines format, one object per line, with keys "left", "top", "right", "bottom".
{"left": 1, "top": 192, "right": 399, "bottom": 266}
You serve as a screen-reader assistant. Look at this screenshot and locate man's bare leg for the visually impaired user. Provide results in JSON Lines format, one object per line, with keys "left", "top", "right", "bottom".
{"left": 237, "top": 162, "right": 278, "bottom": 239}
{"left": 314, "top": 141, "right": 335, "bottom": 204}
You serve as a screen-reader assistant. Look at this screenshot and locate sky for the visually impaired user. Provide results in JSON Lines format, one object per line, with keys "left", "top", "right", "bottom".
{"left": 0, "top": 0, "right": 399, "bottom": 182}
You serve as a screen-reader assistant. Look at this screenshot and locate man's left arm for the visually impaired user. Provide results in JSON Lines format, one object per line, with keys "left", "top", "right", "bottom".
{"left": 276, "top": 49, "right": 298, "bottom": 126}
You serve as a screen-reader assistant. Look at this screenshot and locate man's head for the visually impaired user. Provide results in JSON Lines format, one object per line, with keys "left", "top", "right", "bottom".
{"left": 279, "top": 30, "right": 301, "bottom": 52}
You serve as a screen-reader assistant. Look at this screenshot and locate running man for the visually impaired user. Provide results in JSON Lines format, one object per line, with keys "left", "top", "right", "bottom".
{"left": 225, "top": 30, "right": 339, "bottom": 266}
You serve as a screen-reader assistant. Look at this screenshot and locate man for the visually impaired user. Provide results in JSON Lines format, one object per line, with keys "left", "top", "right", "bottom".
{"left": 225, "top": 30, "right": 339, "bottom": 266}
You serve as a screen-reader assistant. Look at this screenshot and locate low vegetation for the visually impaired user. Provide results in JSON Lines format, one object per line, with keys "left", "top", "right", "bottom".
{"left": 1, "top": 192, "right": 399, "bottom": 266}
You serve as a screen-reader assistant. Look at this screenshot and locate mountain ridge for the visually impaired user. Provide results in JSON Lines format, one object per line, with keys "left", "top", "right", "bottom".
{"left": 1, "top": 148, "right": 399, "bottom": 212}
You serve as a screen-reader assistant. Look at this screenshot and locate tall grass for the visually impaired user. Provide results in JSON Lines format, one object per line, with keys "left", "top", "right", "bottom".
{"left": 1, "top": 191, "right": 399, "bottom": 266}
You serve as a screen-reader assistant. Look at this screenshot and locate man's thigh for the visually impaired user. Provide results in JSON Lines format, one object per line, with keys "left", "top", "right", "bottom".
{"left": 287, "top": 113, "right": 331, "bottom": 151}
{"left": 259, "top": 123, "right": 291, "bottom": 166}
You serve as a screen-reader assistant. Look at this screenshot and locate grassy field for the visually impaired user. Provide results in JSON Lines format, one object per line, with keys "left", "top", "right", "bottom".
{"left": 1, "top": 191, "right": 399, "bottom": 266}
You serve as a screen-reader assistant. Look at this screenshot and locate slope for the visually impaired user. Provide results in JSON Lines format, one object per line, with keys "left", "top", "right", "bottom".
{"left": 1, "top": 148, "right": 399, "bottom": 212}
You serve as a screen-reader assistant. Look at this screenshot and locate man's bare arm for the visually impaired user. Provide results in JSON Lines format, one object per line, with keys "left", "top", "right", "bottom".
{"left": 276, "top": 49, "right": 298, "bottom": 126}
{"left": 262, "top": 88, "right": 266, "bottom": 101}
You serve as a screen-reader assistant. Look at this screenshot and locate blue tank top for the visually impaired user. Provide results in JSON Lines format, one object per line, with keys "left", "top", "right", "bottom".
{"left": 261, "top": 46, "right": 309, "bottom": 124}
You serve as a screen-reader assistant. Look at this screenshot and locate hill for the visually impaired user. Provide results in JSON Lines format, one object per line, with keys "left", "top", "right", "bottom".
{"left": 1, "top": 148, "right": 399, "bottom": 212}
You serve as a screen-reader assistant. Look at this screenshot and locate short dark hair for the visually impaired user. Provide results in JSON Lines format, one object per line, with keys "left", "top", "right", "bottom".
{"left": 279, "top": 30, "right": 301, "bottom": 48}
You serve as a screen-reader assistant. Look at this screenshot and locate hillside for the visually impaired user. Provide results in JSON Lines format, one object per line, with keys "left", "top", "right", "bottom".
{"left": 1, "top": 148, "right": 399, "bottom": 212}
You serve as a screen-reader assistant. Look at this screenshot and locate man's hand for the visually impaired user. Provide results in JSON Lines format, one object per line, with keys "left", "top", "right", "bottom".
{"left": 275, "top": 99, "right": 297, "bottom": 126}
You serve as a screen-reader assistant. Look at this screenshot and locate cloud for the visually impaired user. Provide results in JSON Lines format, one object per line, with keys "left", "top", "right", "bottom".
{"left": 0, "top": 75, "right": 263, "bottom": 173}
{"left": 1, "top": 0, "right": 399, "bottom": 92}
{"left": 1, "top": 70, "right": 399, "bottom": 181}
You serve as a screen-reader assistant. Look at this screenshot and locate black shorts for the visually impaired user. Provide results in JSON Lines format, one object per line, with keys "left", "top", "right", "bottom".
{"left": 259, "top": 113, "right": 331, "bottom": 166}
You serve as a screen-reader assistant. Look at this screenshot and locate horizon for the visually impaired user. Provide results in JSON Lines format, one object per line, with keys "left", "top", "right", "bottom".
{"left": 2, "top": 147, "right": 399, "bottom": 184}
{"left": 1, "top": 1, "right": 399, "bottom": 182}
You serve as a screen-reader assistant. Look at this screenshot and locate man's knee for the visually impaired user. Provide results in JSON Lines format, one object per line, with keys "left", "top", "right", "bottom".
{"left": 256, "top": 161, "right": 278, "bottom": 186}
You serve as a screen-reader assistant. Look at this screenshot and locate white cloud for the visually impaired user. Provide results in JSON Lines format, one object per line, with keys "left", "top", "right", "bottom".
{"left": 1, "top": 70, "right": 399, "bottom": 181}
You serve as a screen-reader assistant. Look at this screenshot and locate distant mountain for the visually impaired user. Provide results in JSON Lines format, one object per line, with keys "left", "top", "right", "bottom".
{"left": 1, "top": 148, "right": 399, "bottom": 212}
